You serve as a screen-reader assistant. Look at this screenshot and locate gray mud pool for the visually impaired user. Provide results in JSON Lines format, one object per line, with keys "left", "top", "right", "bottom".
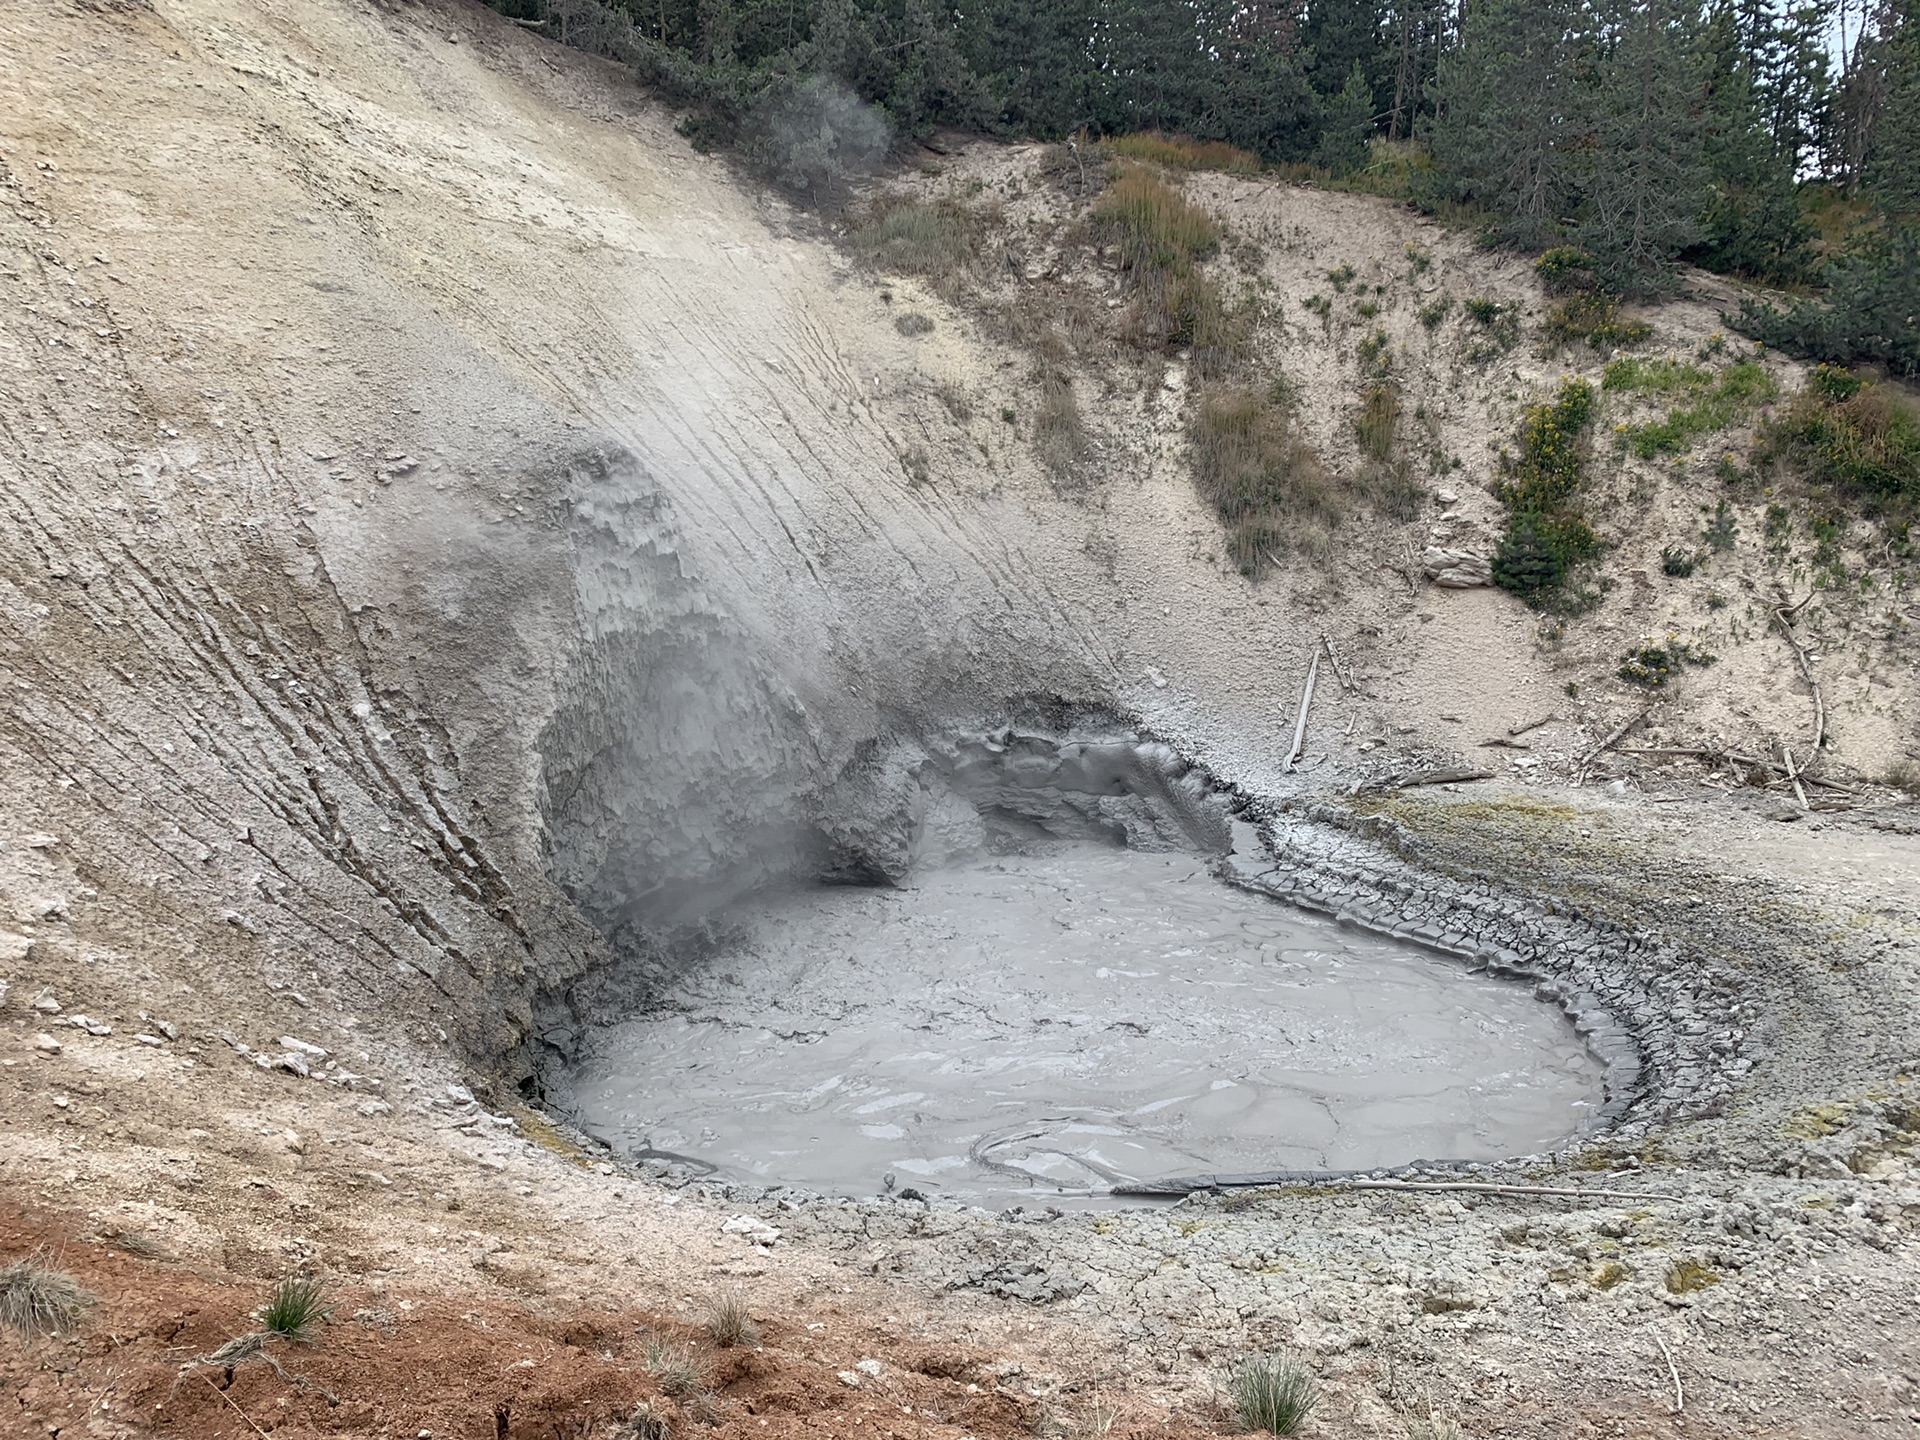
{"left": 572, "top": 842, "right": 1606, "bottom": 1201}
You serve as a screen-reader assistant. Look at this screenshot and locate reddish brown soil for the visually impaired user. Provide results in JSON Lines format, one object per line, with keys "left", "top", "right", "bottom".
{"left": 2, "top": 1202, "right": 1214, "bottom": 1440}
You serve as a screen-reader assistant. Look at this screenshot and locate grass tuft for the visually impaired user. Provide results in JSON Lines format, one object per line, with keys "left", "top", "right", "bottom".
{"left": 0, "top": 1257, "right": 94, "bottom": 1336}
{"left": 1101, "top": 132, "right": 1262, "bottom": 175}
{"left": 1231, "top": 1353, "right": 1317, "bottom": 1436}
{"left": 702, "top": 1286, "right": 760, "bottom": 1348}
{"left": 643, "top": 1334, "right": 705, "bottom": 1397}
{"left": 1092, "top": 166, "right": 1220, "bottom": 285}
{"left": 1664, "top": 1258, "right": 1722, "bottom": 1294}
{"left": 1603, "top": 358, "right": 1776, "bottom": 458}
{"left": 849, "top": 198, "right": 976, "bottom": 275}
{"left": 1356, "top": 383, "right": 1399, "bottom": 464}
{"left": 1191, "top": 383, "right": 1334, "bottom": 574}
{"left": 1758, "top": 366, "right": 1920, "bottom": 514}
{"left": 256, "top": 1273, "right": 332, "bottom": 1343}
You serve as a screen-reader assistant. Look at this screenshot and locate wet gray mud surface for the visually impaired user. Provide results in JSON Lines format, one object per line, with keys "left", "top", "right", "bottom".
{"left": 570, "top": 843, "right": 1606, "bottom": 1201}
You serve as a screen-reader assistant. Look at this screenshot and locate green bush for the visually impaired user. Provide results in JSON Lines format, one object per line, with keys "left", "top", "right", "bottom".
{"left": 1491, "top": 379, "right": 1600, "bottom": 606}
{"left": 1535, "top": 246, "right": 1596, "bottom": 294}
{"left": 1732, "top": 224, "right": 1920, "bottom": 378}
{"left": 1758, "top": 367, "right": 1920, "bottom": 508}
{"left": 1703, "top": 498, "right": 1739, "bottom": 550}
{"left": 1546, "top": 292, "right": 1651, "bottom": 349}
{"left": 1618, "top": 636, "right": 1716, "bottom": 687}
{"left": 1463, "top": 297, "right": 1520, "bottom": 361}
{"left": 1660, "top": 546, "right": 1699, "bottom": 576}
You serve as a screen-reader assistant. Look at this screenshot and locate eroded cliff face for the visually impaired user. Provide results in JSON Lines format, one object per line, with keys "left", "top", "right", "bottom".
{"left": 0, "top": 0, "right": 1128, "bottom": 1084}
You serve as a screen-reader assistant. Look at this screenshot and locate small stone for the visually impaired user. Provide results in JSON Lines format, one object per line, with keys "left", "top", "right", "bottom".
{"left": 34, "top": 994, "right": 61, "bottom": 1014}
{"left": 283, "top": 1129, "right": 305, "bottom": 1154}
{"left": 855, "top": 1359, "right": 887, "bottom": 1378}
{"left": 356, "top": 1099, "right": 392, "bottom": 1117}
{"left": 838, "top": 1371, "right": 863, "bottom": 1388}
{"left": 33, "top": 1033, "right": 62, "bottom": 1054}
{"left": 446, "top": 1083, "right": 474, "bottom": 1104}
{"left": 136, "top": 1034, "right": 164, "bottom": 1047}
{"left": 276, "top": 1052, "right": 310, "bottom": 1077}
{"left": 279, "top": 1036, "right": 328, "bottom": 1058}
{"left": 24, "top": 833, "right": 58, "bottom": 849}
{"left": 52, "top": 1095, "right": 69, "bottom": 1109}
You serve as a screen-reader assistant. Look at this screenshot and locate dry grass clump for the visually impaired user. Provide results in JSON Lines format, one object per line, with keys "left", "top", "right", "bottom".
{"left": 643, "top": 1334, "right": 705, "bottom": 1397}
{"left": 849, "top": 197, "right": 977, "bottom": 275}
{"left": 1092, "top": 166, "right": 1220, "bottom": 282}
{"left": 1034, "top": 369, "right": 1091, "bottom": 481}
{"left": 1231, "top": 1353, "right": 1317, "bottom": 1436}
{"left": 1886, "top": 760, "right": 1920, "bottom": 797}
{"left": 702, "top": 1286, "right": 760, "bottom": 1348}
{"left": 1101, "top": 132, "right": 1262, "bottom": 175}
{"left": 1191, "top": 384, "right": 1338, "bottom": 573}
{"left": 0, "top": 1256, "right": 94, "bottom": 1336}
{"left": 1356, "top": 381, "right": 1400, "bottom": 463}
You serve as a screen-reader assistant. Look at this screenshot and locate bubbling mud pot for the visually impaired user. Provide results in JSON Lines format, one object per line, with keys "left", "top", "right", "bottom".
{"left": 569, "top": 835, "right": 1607, "bottom": 1202}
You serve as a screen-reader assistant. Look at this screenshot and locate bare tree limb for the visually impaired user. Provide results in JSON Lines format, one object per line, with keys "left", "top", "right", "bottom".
{"left": 1771, "top": 592, "right": 1827, "bottom": 757}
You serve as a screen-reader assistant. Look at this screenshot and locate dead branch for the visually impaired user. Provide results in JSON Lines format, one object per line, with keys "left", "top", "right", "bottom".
{"left": 1654, "top": 1332, "right": 1684, "bottom": 1415}
{"left": 1508, "top": 714, "right": 1558, "bottom": 737}
{"left": 1781, "top": 744, "right": 1810, "bottom": 811}
{"left": 1345, "top": 1180, "right": 1678, "bottom": 1202}
{"left": 1479, "top": 737, "right": 1531, "bottom": 750}
{"left": 204, "top": 1376, "right": 272, "bottom": 1439}
{"left": 1613, "top": 746, "right": 1855, "bottom": 794}
{"left": 1770, "top": 591, "right": 1827, "bottom": 757}
{"left": 1284, "top": 651, "right": 1320, "bottom": 774}
{"left": 1576, "top": 705, "right": 1654, "bottom": 783}
{"left": 1319, "top": 632, "right": 1356, "bottom": 693}
{"left": 1361, "top": 766, "right": 1496, "bottom": 791}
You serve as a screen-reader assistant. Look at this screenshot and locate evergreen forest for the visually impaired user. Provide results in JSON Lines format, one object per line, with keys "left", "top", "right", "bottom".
{"left": 489, "top": 0, "right": 1920, "bottom": 373}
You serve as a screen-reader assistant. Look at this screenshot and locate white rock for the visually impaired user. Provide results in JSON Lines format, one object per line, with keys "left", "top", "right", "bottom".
{"left": 32, "top": 1033, "right": 62, "bottom": 1054}
{"left": 721, "top": 1214, "right": 781, "bottom": 1245}
{"left": 855, "top": 1358, "right": 887, "bottom": 1378}
{"left": 279, "top": 1036, "right": 328, "bottom": 1057}
{"left": 446, "top": 1083, "right": 474, "bottom": 1103}
{"left": 33, "top": 994, "right": 61, "bottom": 1014}
{"left": 276, "top": 1051, "right": 310, "bottom": 1077}
{"left": 837, "top": 1371, "right": 863, "bottom": 1388}
{"left": 356, "top": 1099, "right": 393, "bottom": 1117}
{"left": 136, "top": 1034, "right": 164, "bottom": 1047}
{"left": 24, "top": 833, "right": 57, "bottom": 849}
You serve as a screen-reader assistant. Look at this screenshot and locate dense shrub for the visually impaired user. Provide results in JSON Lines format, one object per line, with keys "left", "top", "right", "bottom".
{"left": 1491, "top": 379, "right": 1601, "bottom": 605}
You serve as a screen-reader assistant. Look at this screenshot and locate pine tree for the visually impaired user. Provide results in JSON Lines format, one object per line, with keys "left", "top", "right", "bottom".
{"left": 1690, "top": 3, "right": 1812, "bottom": 279}
{"left": 1572, "top": 0, "right": 1706, "bottom": 294}
{"left": 1428, "top": 0, "right": 1581, "bottom": 249}
{"left": 1313, "top": 60, "right": 1375, "bottom": 174}
{"left": 1863, "top": 0, "right": 1920, "bottom": 211}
